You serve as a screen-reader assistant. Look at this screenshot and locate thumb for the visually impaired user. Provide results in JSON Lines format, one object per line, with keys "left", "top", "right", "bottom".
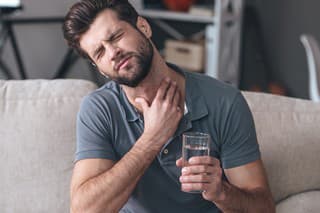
{"left": 135, "top": 97, "right": 149, "bottom": 111}
{"left": 176, "top": 157, "right": 183, "bottom": 167}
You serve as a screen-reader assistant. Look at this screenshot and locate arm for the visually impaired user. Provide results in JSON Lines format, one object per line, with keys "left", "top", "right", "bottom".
{"left": 177, "top": 157, "right": 275, "bottom": 213}
{"left": 71, "top": 134, "right": 163, "bottom": 213}
{"left": 71, "top": 79, "right": 183, "bottom": 213}
{"left": 218, "top": 159, "right": 275, "bottom": 213}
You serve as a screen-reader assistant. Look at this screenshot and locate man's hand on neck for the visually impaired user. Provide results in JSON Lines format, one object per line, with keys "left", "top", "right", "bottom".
{"left": 122, "top": 63, "right": 185, "bottom": 114}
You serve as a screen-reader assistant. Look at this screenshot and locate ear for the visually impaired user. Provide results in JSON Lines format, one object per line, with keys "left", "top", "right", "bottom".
{"left": 136, "top": 16, "right": 152, "bottom": 38}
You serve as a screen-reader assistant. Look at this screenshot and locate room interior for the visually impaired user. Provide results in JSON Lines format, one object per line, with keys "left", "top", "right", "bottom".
{"left": 145, "top": 0, "right": 319, "bottom": 100}
{"left": 1, "top": 0, "right": 320, "bottom": 99}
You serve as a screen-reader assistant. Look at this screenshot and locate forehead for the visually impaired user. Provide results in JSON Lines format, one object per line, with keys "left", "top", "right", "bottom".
{"left": 91, "top": 8, "right": 121, "bottom": 31}
{"left": 79, "top": 9, "right": 130, "bottom": 54}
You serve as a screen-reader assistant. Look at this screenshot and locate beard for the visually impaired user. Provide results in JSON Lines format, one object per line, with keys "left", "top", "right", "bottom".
{"left": 109, "top": 32, "right": 154, "bottom": 87}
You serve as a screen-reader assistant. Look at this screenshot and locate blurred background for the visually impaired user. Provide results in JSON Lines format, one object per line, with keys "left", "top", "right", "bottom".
{"left": 1, "top": 0, "right": 320, "bottom": 99}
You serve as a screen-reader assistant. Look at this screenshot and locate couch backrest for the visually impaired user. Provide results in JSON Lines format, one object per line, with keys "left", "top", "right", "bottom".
{"left": 0, "top": 80, "right": 97, "bottom": 213}
{"left": 1, "top": 80, "right": 319, "bottom": 211}
{"left": 243, "top": 91, "right": 320, "bottom": 203}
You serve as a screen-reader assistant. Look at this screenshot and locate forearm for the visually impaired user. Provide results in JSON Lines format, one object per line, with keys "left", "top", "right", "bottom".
{"left": 71, "top": 134, "right": 163, "bottom": 213}
{"left": 214, "top": 182, "right": 275, "bottom": 213}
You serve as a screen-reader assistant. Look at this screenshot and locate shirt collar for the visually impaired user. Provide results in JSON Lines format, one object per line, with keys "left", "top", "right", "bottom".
{"left": 178, "top": 65, "right": 208, "bottom": 121}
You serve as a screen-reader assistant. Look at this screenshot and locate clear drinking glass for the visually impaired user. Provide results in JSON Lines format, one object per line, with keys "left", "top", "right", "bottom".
{"left": 182, "top": 132, "right": 210, "bottom": 193}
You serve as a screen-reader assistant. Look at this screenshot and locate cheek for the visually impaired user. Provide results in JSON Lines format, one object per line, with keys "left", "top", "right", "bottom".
{"left": 123, "top": 32, "right": 147, "bottom": 51}
{"left": 96, "top": 62, "right": 113, "bottom": 76}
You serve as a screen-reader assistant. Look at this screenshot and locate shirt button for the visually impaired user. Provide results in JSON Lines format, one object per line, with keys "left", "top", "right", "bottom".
{"left": 163, "top": 149, "right": 169, "bottom": 154}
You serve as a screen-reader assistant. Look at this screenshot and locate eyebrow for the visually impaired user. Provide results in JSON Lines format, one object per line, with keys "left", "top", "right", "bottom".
{"left": 91, "top": 29, "right": 124, "bottom": 60}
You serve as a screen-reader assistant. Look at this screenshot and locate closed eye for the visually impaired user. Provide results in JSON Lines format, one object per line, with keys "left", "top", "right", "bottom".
{"left": 93, "top": 30, "right": 124, "bottom": 60}
{"left": 97, "top": 48, "right": 105, "bottom": 60}
{"left": 93, "top": 46, "right": 104, "bottom": 60}
{"left": 108, "top": 30, "right": 124, "bottom": 42}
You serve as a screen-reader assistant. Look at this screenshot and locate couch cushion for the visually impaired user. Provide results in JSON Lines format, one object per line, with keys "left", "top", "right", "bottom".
{"left": 243, "top": 92, "right": 320, "bottom": 203}
{"left": 0, "top": 79, "right": 97, "bottom": 212}
{"left": 276, "top": 190, "right": 320, "bottom": 213}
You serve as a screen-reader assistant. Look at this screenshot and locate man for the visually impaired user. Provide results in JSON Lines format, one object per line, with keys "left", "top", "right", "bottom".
{"left": 63, "top": 0, "right": 275, "bottom": 212}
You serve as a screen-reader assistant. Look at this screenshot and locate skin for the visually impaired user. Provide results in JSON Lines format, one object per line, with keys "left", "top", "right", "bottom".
{"left": 70, "top": 8, "right": 275, "bottom": 213}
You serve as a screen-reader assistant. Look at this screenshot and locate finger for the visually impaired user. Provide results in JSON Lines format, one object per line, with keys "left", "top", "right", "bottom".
{"left": 179, "top": 173, "right": 212, "bottom": 183}
{"left": 176, "top": 158, "right": 183, "bottom": 167}
{"left": 188, "top": 156, "right": 219, "bottom": 166}
{"left": 165, "top": 81, "right": 177, "bottom": 103}
{"left": 181, "top": 165, "right": 216, "bottom": 175}
{"left": 135, "top": 97, "right": 149, "bottom": 111}
{"left": 181, "top": 182, "right": 208, "bottom": 193}
{"left": 155, "top": 78, "right": 170, "bottom": 100}
{"left": 172, "top": 87, "right": 180, "bottom": 108}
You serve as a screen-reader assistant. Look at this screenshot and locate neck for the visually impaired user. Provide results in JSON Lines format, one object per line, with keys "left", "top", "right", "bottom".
{"left": 121, "top": 49, "right": 185, "bottom": 112}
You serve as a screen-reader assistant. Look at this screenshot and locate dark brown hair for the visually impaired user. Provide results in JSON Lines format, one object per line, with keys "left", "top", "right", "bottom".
{"left": 62, "top": 0, "right": 138, "bottom": 59}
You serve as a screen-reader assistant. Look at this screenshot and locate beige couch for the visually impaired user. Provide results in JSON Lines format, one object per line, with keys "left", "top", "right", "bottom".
{"left": 1, "top": 79, "right": 319, "bottom": 212}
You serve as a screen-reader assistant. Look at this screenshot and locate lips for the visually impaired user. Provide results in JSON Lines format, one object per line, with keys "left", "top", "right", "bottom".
{"left": 114, "top": 55, "right": 132, "bottom": 71}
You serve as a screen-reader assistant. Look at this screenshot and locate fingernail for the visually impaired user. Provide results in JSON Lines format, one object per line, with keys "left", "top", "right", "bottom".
{"left": 189, "top": 158, "right": 196, "bottom": 163}
{"left": 182, "top": 167, "right": 188, "bottom": 173}
{"left": 165, "top": 77, "right": 170, "bottom": 82}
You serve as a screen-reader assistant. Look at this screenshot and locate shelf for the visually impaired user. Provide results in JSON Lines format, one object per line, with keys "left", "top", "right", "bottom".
{"left": 135, "top": 0, "right": 243, "bottom": 86}
{"left": 138, "top": 9, "right": 214, "bottom": 24}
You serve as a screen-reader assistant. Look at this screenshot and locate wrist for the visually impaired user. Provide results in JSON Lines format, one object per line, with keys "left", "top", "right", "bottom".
{"left": 212, "top": 181, "right": 229, "bottom": 203}
{"left": 135, "top": 133, "right": 163, "bottom": 153}
{"left": 141, "top": 130, "right": 168, "bottom": 146}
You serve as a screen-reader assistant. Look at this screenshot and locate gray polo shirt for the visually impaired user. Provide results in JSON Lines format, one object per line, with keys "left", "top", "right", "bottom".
{"left": 76, "top": 64, "right": 260, "bottom": 213}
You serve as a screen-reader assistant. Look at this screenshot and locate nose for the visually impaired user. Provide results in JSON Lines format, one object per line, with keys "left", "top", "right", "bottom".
{"left": 102, "top": 41, "right": 121, "bottom": 61}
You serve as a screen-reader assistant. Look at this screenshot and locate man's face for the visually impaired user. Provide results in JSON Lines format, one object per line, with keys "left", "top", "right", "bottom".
{"left": 80, "top": 9, "right": 153, "bottom": 87}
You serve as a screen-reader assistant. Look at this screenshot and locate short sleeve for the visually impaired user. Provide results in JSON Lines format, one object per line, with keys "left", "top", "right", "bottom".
{"left": 220, "top": 92, "right": 260, "bottom": 169}
{"left": 75, "top": 95, "right": 118, "bottom": 162}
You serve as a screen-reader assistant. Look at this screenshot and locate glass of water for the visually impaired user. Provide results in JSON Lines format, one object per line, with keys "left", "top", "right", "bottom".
{"left": 182, "top": 132, "right": 210, "bottom": 193}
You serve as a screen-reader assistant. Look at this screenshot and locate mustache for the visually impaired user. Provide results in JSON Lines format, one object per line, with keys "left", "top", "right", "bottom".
{"left": 114, "top": 52, "right": 138, "bottom": 71}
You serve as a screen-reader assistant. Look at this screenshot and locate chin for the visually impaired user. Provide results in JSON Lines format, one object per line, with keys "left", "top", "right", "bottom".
{"left": 122, "top": 70, "right": 150, "bottom": 87}
{"left": 113, "top": 74, "right": 143, "bottom": 87}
